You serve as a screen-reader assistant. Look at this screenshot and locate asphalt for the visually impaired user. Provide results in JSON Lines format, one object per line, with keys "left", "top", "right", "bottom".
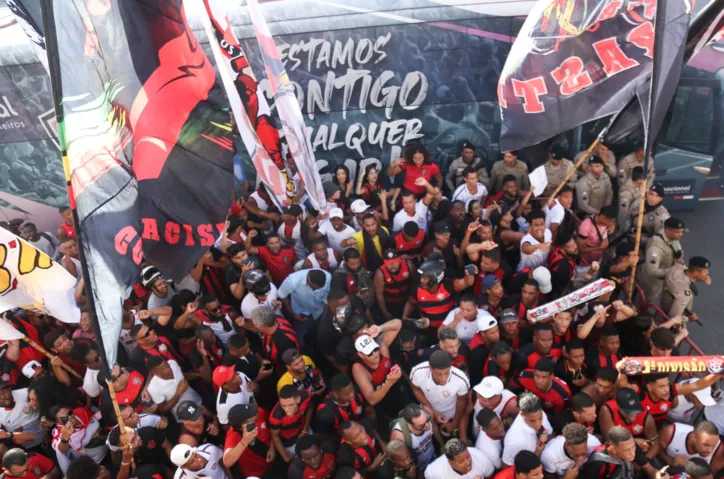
{"left": 666, "top": 200, "right": 724, "bottom": 354}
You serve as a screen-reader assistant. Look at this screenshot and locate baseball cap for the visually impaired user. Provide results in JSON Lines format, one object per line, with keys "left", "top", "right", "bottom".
{"left": 461, "top": 141, "right": 476, "bottom": 151}
{"left": 477, "top": 316, "right": 498, "bottom": 332}
{"left": 282, "top": 348, "right": 301, "bottom": 366}
{"left": 171, "top": 444, "right": 196, "bottom": 467}
{"left": 329, "top": 207, "right": 344, "bottom": 219}
{"left": 281, "top": 205, "right": 303, "bottom": 217}
{"left": 616, "top": 388, "right": 644, "bottom": 415}
{"left": 434, "top": 222, "right": 451, "bottom": 235}
{"left": 176, "top": 400, "right": 203, "bottom": 421}
{"left": 678, "top": 378, "right": 717, "bottom": 406}
{"left": 482, "top": 275, "right": 500, "bottom": 292}
{"left": 664, "top": 217, "right": 685, "bottom": 230}
{"left": 212, "top": 365, "right": 236, "bottom": 388}
{"left": 350, "top": 199, "right": 370, "bottom": 214}
{"left": 589, "top": 156, "right": 604, "bottom": 165}
{"left": 500, "top": 308, "right": 518, "bottom": 324}
{"left": 473, "top": 376, "right": 504, "bottom": 399}
{"left": 21, "top": 361, "right": 42, "bottom": 379}
{"left": 690, "top": 256, "right": 711, "bottom": 269}
{"left": 532, "top": 267, "right": 552, "bottom": 294}
{"left": 355, "top": 335, "right": 379, "bottom": 356}
{"left": 228, "top": 403, "right": 259, "bottom": 427}
{"left": 650, "top": 183, "right": 665, "bottom": 198}
{"left": 383, "top": 249, "right": 400, "bottom": 262}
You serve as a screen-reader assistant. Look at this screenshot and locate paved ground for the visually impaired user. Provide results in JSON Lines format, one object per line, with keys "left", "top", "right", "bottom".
{"left": 666, "top": 200, "right": 724, "bottom": 354}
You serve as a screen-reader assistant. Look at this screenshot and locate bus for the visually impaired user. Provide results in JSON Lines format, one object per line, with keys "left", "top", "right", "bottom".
{"left": 0, "top": 0, "right": 721, "bottom": 232}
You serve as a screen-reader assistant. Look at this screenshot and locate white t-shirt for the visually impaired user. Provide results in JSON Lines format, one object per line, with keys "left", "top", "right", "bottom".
{"left": 425, "top": 447, "right": 495, "bottom": 479}
{"left": 473, "top": 389, "right": 517, "bottom": 438}
{"left": 318, "top": 220, "right": 356, "bottom": 254}
{"left": 442, "top": 308, "right": 492, "bottom": 345}
{"left": 241, "top": 283, "right": 280, "bottom": 318}
{"left": 119, "top": 316, "right": 143, "bottom": 355}
{"left": 705, "top": 400, "right": 724, "bottom": 435}
{"left": 410, "top": 363, "right": 470, "bottom": 420}
{"left": 541, "top": 435, "right": 600, "bottom": 476}
{"left": 216, "top": 372, "right": 254, "bottom": 425}
{"left": 393, "top": 201, "right": 430, "bottom": 233}
{"left": 545, "top": 201, "right": 566, "bottom": 229}
{"left": 0, "top": 389, "right": 41, "bottom": 448}
{"left": 28, "top": 236, "right": 56, "bottom": 258}
{"left": 474, "top": 431, "right": 502, "bottom": 470}
{"left": 83, "top": 368, "right": 101, "bottom": 398}
{"left": 146, "top": 360, "right": 203, "bottom": 421}
{"left": 147, "top": 283, "right": 177, "bottom": 310}
{"left": 518, "top": 229, "right": 552, "bottom": 271}
{"left": 173, "top": 444, "right": 227, "bottom": 479}
{"left": 452, "top": 183, "right": 488, "bottom": 204}
{"left": 502, "top": 413, "right": 553, "bottom": 466}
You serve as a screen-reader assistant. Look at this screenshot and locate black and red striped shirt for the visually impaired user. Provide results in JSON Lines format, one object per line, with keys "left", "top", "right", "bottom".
{"left": 269, "top": 391, "right": 312, "bottom": 447}
{"left": 518, "top": 369, "right": 571, "bottom": 414}
{"left": 315, "top": 390, "right": 366, "bottom": 435}
{"left": 337, "top": 423, "right": 382, "bottom": 470}
{"left": 263, "top": 318, "right": 300, "bottom": 373}
{"left": 413, "top": 279, "right": 456, "bottom": 329}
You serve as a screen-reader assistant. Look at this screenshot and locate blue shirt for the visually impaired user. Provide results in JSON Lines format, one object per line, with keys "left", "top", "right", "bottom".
{"left": 277, "top": 269, "right": 331, "bottom": 319}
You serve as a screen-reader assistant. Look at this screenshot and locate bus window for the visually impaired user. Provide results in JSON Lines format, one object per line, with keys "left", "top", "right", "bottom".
{"left": 662, "top": 84, "right": 716, "bottom": 155}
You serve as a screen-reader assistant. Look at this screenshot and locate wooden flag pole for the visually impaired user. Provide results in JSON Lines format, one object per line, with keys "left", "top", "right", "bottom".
{"left": 627, "top": 182, "right": 648, "bottom": 301}
{"left": 106, "top": 378, "right": 136, "bottom": 469}
{"left": 20, "top": 335, "right": 82, "bottom": 379}
{"left": 545, "top": 137, "right": 601, "bottom": 207}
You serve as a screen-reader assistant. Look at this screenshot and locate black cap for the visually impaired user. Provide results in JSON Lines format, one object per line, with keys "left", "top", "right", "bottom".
{"left": 281, "top": 348, "right": 301, "bottom": 366}
{"left": 229, "top": 403, "right": 259, "bottom": 427}
{"left": 689, "top": 256, "right": 711, "bottom": 269}
{"left": 550, "top": 145, "right": 566, "bottom": 160}
{"left": 534, "top": 358, "right": 554, "bottom": 373}
{"left": 461, "top": 141, "right": 476, "bottom": 151}
{"left": 664, "top": 217, "right": 685, "bottom": 230}
{"left": 616, "top": 388, "right": 644, "bottom": 415}
{"left": 650, "top": 183, "right": 665, "bottom": 198}
{"left": 176, "top": 400, "right": 203, "bottom": 421}
{"left": 383, "top": 249, "right": 399, "bottom": 261}
{"left": 589, "top": 156, "right": 604, "bottom": 165}
{"left": 434, "top": 221, "right": 451, "bottom": 235}
{"left": 281, "top": 204, "right": 303, "bottom": 217}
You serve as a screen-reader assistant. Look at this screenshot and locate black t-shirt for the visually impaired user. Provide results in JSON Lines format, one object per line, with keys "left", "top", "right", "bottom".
{"left": 225, "top": 264, "right": 243, "bottom": 290}
{"left": 318, "top": 295, "right": 367, "bottom": 358}
{"left": 222, "top": 353, "right": 261, "bottom": 381}
{"left": 135, "top": 427, "right": 168, "bottom": 466}
{"left": 554, "top": 359, "right": 593, "bottom": 396}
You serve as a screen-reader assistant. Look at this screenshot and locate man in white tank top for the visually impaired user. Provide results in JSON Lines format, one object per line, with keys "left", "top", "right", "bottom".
{"left": 519, "top": 210, "right": 552, "bottom": 271}
{"left": 302, "top": 239, "right": 341, "bottom": 273}
{"left": 661, "top": 421, "right": 723, "bottom": 468}
{"left": 471, "top": 376, "right": 518, "bottom": 437}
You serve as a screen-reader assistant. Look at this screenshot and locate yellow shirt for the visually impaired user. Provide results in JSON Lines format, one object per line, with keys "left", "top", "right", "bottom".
{"left": 277, "top": 355, "right": 317, "bottom": 394}
{"left": 352, "top": 226, "right": 389, "bottom": 260}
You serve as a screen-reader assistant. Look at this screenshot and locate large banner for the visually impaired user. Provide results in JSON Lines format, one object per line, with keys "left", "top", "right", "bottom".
{"left": 0, "top": 69, "right": 46, "bottom": 144}
{"left": 498, "top": 0, "right": 682, "bottom": 152}
{"left": 44, "top": 0, "right": 235, "bottom": 365}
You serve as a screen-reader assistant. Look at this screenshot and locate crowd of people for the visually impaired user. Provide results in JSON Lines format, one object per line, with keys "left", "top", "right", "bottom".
{"left": 0, "top": 140, "right": 719, "bottom": 479}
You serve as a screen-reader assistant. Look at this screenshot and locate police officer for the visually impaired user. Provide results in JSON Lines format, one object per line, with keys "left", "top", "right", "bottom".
{"left": 618, "top": 140, "right": 655, "bottom": 187}
{"left": 617, "top": 167, "right": 645, "bottom": 238}
{"left": 543, "top": 145, "right": 576, "bottom": 196}
{"left": 576, "top": 156, "right": 613, "bottom": 215}
{"left": 490, "top": 150, "right": 530, "bottom": 193}
{"left": 636, "top": 217, "right": 686, "bottom": 303}
{"left": 446, "top": 141, "right": 490, "bottom": 192}
{"left": 661, "top": 256, "right": 712, "bottom": 320}
{"left": 631, "top": 182, "right": 669, "bottom": 247}
{"left": 575, "top": 140, "right": 616, "bottom": 180}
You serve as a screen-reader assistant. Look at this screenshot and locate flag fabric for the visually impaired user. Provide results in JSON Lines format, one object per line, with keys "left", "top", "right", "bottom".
{"left": 42, "top": 0, "right": 235, "bottom": 365}
{"left": 5, "top": 0, "right": 47, "bottom": 71}
{"left": 0, "top": 228, "right": 79, "bottom": 323}
{"left": 0, "top": 320, "right": 25, "bottom": 342}
{"left": 196, "top": 0, "right": 291, "bottom": 208}
{"left": 528, "top": 279, "right": 615, "bottom": 322}
{"left": 498, "top": 0, "right": 682, "bottom": 152}
{"left": 246, "top": 0, "right": 327, "bottom": 211}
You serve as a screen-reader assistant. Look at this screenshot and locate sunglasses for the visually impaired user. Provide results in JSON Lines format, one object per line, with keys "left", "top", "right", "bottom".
{"left": 365, "top": 348, "right": 380, "bottom": 357}
{"left": 138, "top": 328, "right": 153, "bottom": 340}
{"left": 111, "top": 368, "right": 127, "bottom": 381}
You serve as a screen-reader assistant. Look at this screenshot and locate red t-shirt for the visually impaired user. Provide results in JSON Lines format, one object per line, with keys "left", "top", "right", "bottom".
{"left": 400, "top": 162, "right": 440, "bottom": 195}
{"left": 257, "top": 246, "right": 296, "bottom": 286}
{"left": 224, "top": 408, "right": 272, "bottom": 478}
{"left": 14, "top": 453, "right": 54, "bottom": 479}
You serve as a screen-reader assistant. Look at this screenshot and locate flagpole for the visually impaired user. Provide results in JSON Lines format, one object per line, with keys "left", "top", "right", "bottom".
{"left": 39, "top": 0, "right": 129, "bottom": 445}
{"left": 21, "top": 335, "right": 83, "bottom": 379}
{"left": 628, "top": 2, "right": 666, "bottom": 302}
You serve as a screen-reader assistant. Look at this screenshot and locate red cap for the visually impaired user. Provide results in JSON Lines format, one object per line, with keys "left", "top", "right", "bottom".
{"left": 212, "top": 365, "right": 236, "bottom": 388}
{"left": 229, "top": 202, "right": 243, "bottom": 216}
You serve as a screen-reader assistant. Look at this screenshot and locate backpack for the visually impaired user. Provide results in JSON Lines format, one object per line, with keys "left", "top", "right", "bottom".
{"left": 389, "top": 417, "right": 413, "bottom": 450}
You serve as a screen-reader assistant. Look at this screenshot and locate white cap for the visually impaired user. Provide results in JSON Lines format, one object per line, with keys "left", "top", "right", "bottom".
{"left": 354, "top": 334, "right": 378, "bottom": 355}
{"left": 351, "top": 199, "right": 370, "bottom": 214}
{"left": 21, "top": 360, "right": 42, "bottom": 379}
{"left": 679, "top": 378, "right": 717, "bottom": 406}
{"left": 329, "top": 207, "right": 344, "bottom": 219}
{"left": 171, "top": 444, "right": 196, "bottom": 467}
{"left": 473, "top": 376, "right": 504, "bottom": 399}
{"left": 532, "top": 266, "right": 552, "bottom": 294}
{"left": 477, "top": 316, "right": 498, "bottom": 332}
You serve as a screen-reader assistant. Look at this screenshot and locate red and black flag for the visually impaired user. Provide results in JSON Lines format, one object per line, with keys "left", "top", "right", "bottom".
{"left": 498, "top": 0, "right": 690, "bottom": 152}
{"left": 41, "top": 0, "right": 235, "bottom": 366}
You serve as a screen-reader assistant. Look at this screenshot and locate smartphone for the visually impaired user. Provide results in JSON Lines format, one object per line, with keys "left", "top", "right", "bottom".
{"left": 464, "top": 264, "right": 476, "bottom": 276}
{"left": 59, "top": 415, "right": 69, "bottom": 423}
{"left": 390, "top": 365, "right": 400, "bottom": 374}
{"left": 536, "top": 427, "right": 545, "bottom": 438}
{"left": 245, "top": 422, "right": 257, "bottom": 433}
{"left": 262, "top": 362, "right": 273, "bottom": 371}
